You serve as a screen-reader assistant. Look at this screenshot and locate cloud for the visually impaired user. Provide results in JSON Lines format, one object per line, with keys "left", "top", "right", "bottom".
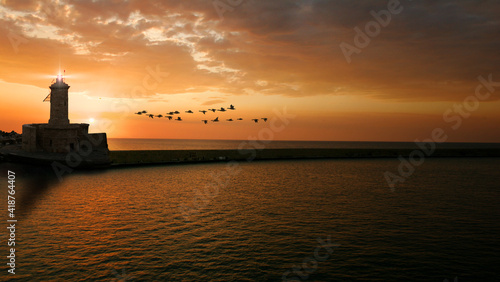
{"left": 202, "top": 99, "right": 225, "bottom": 106}
{"left": 0, "top": 0, "right": 499, "bottom": 102}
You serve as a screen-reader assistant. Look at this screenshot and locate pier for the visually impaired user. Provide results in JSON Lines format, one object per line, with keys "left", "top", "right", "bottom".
{"left": 2, "top": 146, "right": 499, "bottom": 168}
{"left": 108, "top": 148, "right": 500, "bottom": 167}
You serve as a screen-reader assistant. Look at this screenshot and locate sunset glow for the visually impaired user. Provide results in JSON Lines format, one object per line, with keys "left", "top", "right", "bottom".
{"left": 1, "top": 1, "right": 499, "bottom": 141}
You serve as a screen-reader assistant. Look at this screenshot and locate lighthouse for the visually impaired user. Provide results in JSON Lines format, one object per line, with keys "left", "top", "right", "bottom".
{"left": 48, "top": 74, "right": 70, "bottom": 126}
{"left": 21, "top": 73, "right": 109, "bottom": 166}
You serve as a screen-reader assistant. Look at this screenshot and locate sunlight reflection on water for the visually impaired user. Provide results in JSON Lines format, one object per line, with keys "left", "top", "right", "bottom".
{"left": 0, "top": 158, "right": 499, "bottom": 280}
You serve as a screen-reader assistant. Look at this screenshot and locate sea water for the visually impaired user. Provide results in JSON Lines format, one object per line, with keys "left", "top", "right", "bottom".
{"left": 0, "top": 141, "right": 498, "bottom": 281}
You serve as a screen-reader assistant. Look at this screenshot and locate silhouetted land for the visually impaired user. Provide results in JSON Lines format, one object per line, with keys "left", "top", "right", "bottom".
{"left": 2, "top": 145, "right": 500, "bottom": 168}
{"left": 109, "top": 148, "right": 500, "bottom": 167}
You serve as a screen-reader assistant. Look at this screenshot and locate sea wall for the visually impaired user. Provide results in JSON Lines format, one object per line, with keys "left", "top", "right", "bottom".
{"left": 109, "top": 148, "right": 500, "bottom": 166}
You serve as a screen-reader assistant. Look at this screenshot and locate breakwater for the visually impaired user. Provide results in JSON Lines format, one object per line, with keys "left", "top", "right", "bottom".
{"left": 109, "top": 148, "right": 500, "bottom": 166}
{"left": 2, "top": 147, "right": 499, "bottom": 168}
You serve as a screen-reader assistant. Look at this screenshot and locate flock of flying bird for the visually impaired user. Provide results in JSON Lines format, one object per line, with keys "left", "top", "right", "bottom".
{"left": 134, "top": 104, "right": 268, "bottom": 124}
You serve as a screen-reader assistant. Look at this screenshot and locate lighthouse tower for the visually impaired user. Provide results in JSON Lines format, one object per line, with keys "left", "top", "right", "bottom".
{"left": 48, "top": 74, "right": 70, "bottom": 126}
{"left": 22, "top": 72, "right": 109, "bottom": 164}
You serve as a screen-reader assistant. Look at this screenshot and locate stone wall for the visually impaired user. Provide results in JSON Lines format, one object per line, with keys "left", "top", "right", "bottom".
{"left": 21, "top": 123, "right": 108, "bottom": 154}
{"left": 22, "top": 124, "right": 37, "bottom": 152}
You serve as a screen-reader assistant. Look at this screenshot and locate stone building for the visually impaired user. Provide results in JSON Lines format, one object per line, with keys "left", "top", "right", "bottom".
{"left": 22, "top": 75, "right": 108, "bottom": 156}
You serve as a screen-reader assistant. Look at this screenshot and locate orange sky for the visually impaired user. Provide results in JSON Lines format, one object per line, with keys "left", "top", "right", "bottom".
{"left": 1, "top": 0, "right": 499, "bottom": 141}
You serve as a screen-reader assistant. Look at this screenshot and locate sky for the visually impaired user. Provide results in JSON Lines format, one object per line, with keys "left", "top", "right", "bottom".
{"left": 1, "top": 0, "right": 499, "bottom": 141}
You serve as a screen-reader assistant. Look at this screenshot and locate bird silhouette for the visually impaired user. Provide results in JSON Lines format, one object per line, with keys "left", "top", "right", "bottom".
{"left": 141, "top": 110, "right": 147, "bottom": 113}
{"left": 212, "top": 117, "right": 219, "bottom": 122}
{"left": 148, "top": 114, "right": 154, "bottom": 119}
{"left": 252, "top": 119, "right": 259, "bottom": 123}
{"left": 217, "top": 107, "right": 226, "bottom": 112}
{"left": 156, "top": 114, "right": 163, "bottom": 118}
{"left": 237, "top": 118, "right": 243, "bottom": 120}
{"left": 167, "top": 112, "right": 175, "bottom": 115}
{"left": 135, "top": 111, "right": 143, "bottom": 115}
{"left": 175, "top": 117, "right": 182, "bottom": 121}
{"left": 186, "top": 110, "right": 193, "bottom": 113}
{"left": 226, "top": 119, "right": 233, "bottom": 121}
{"left": 174, "top": 111, "right": 180, "bottom": 114}
{"left": 199, "top": 110, "right": 207, "bottom": 114}
{"left": 166, "top": 116, "right": 173, "bottom": 120}
{"left": 261, "top": 118, "right": 268, "bottom": 122}
{"left": 228, "top": 104, "right": 235, "bottom": 110}
{"left": 202, "top": 120, "right": 208, "bottom": 124}
{"left": 208, "top": 109, "right": 216, "bottom": 113}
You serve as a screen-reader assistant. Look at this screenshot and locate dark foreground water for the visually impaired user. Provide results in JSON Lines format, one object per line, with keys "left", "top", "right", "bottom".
{"left": 0, "top": 156, "right": 499, "bottom": 281}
